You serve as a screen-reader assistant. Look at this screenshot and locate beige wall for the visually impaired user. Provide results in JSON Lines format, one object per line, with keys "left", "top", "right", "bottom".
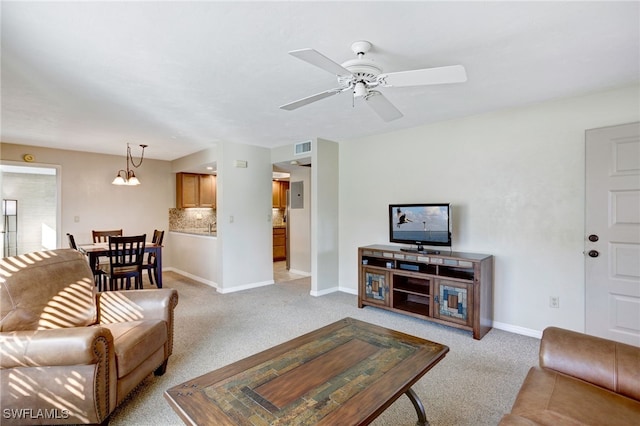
{"left": 4, "top": 83, "right": 638, "bottom": 336}
{"left": 338, "top": 84, "right": 640, "bottom": 337}
{"left": 216, "top": 141, "right": 273, "bottom": 292}
{"left": 0, "top": 144, "right": 174, "bottom": 262}
{"left": 311, "top": 138, "right": 339, "bottom": 296}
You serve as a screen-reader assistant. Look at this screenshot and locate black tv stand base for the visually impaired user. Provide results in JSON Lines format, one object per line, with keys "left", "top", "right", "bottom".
{"left": 400, "top": 248, "right": 441, "bottom": 255}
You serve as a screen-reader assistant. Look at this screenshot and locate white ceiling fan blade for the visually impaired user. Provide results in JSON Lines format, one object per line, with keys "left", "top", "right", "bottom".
{"left": 379, "top": 65, "right": 467, "bottom": 87}
{"left": 289, "top": 48, "right": 352, "bottom": 76}
{"left": 280, "top": 88, "right": 342, "bottom": 111}
{"left": 365, "top": 91, "right": 403, "bottom": 122}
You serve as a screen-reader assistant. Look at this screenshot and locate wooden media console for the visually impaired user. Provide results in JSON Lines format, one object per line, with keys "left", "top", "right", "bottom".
{"left": 358, "top": 245, "right": 494, "bottom": 340}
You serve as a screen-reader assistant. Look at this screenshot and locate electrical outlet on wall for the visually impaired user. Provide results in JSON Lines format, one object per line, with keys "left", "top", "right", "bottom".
{"left": 550, "top": 296, "right": 560, "bottom": 308}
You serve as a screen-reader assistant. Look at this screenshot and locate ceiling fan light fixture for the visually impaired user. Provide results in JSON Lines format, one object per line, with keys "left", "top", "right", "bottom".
{"left": 353, "top": 82, "right": 368, "bottom": 98}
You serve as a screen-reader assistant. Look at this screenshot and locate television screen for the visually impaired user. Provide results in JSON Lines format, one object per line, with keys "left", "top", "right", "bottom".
{"left": 389, "top": 203, "right": 451, "bottom": 250}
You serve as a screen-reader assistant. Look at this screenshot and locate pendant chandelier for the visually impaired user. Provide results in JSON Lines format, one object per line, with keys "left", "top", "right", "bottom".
{"left": 112, "top": 143, "right": 147, "bottom": 186}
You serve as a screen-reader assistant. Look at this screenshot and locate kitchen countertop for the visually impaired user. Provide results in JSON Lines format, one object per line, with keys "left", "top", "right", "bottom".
{"left": 170, "top": 228, "right": 217, "bottom": 237}
{"left": 171, "top": 226, "right": 284, "bottom": 237}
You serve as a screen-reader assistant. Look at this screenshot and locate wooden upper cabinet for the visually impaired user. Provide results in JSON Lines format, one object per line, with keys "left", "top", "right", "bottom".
{"left": 272, "top": 181, "right": 281, "bottom": 208}
{"left": 272, "top": 181, "right": 289, "bottom": 208}
{"left": 280, "top": 181, "right": 289, "bottom": 208}
{"left": 177, "top": 173, "right": 199, "bottom": 208}
{"left": 199, "top": 175, "right": 216, "bottom": 208}
{"left": 177, "top": 173, "right": 216, "bottom": 208}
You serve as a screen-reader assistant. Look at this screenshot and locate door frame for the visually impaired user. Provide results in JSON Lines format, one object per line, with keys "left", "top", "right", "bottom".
{"left": 0, "top": 160, "right": 62, "bottom": 252}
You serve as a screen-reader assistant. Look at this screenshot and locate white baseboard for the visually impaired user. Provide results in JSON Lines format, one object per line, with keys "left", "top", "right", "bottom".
{"left": 493, "top": 321, "right": 542, "bottom": 339}
{"left": 339, "top": 286, "right": 358, "bottom": 296}
{"left": 288, "top": 268, "right": 311, "bottom": 277}
{"left": 164, "top": 268, "right": 275, "bottom": 294}
{"left": 311, "top": 286, "right": 339, "bottom": 297}
{"left": 163, "top": 267, "right": 218, "bottom": 289}
{"left": 217, "top": 280, "right": 275, "bottom": 294}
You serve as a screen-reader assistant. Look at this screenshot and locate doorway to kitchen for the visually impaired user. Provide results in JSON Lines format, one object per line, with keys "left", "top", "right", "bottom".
{"left": 272, "top": 159, "right": 311, "bottom": 283}
{"left": 273, "top": 261, "right": 307, "bottom": 283}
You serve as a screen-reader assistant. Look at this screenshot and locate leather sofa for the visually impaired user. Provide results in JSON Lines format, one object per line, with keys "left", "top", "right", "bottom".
{"left": 500, "top": 326, "right": 640, "bottom": 425}
{"left": 0, "top": 249, "right": 179, "bottom": 425}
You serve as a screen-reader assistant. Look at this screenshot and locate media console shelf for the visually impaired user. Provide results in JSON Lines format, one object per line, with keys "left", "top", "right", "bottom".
{"left": 358, "top": 244, "right": 494, "bottom": 340}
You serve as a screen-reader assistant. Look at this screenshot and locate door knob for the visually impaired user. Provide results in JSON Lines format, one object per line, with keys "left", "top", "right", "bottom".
{"left": 588, "top": 234, "right": 599, "bottom": 242}
{"left": 588, "top": 250, "right": 599, "bottom": 258}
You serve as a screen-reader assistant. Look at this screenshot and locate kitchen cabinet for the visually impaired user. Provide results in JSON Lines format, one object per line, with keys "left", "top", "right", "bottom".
{"left": 272, "top": 181, "right": 289, "bottom": 208}
{"left": 177, "top": 173, "right": 216, "bottom": 208}
{"left": 199, "top": 175, "right": 216, "bottom": 208}
{"left": 273, "top": 227, "right": 286, "bottom": 261}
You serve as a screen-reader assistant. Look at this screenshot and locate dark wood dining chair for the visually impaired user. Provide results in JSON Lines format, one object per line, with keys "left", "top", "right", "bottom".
{"left": 142, "top": 229, "right": 164, "bottom": 287}
{"left": 91, "top": 229, "right": 122, "bottom": 290}
{"left": 92, "top": 229, "right": 123, "bottom": 242}
{"left": 69, "top": 232, "right": 108, "bottom": 290}
{"left": 67, "top": 233, "right": 78, "bottom": 250}
{"left": 101, "top": 234, "right": 146, "bottom": 291}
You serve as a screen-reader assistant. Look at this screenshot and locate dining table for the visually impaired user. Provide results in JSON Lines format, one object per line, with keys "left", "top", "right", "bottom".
{"left": 77, "top": 241, "right": 163, "bottom": 288}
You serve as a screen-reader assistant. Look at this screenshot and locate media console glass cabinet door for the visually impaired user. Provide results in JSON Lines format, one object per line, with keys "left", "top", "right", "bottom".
{"left": 358, "top": 245, "right": 493, "bottom": 340}
{"left": 435, "top": 280, "right": 472, "bottom": 327}
{"left": 361, "top": 268, "right": 390, "bottom": 306}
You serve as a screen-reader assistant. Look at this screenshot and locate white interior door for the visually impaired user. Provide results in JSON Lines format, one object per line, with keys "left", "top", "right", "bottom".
{"left": 585, "top": 122, "right": 640, "bottom": 346}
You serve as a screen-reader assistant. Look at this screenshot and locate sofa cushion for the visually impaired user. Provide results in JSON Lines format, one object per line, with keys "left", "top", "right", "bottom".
{"left": 509, "top": 367, "right": 640, "bottom": 426}
{"left": 0, "top": 249, "right": 97, "bottom": 331}
{"left": 540, "top": 326, "right": 640, "bottom": 401}
{"left": 102, "top": 319, "right": 167, "bottom": 378}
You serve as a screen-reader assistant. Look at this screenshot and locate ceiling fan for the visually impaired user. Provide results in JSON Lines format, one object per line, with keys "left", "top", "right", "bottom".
{"left": 280, "top": 40, "right": 467, "bottom": 122}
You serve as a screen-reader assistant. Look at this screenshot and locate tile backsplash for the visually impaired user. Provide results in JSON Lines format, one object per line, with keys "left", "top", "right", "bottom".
{"left": 272, "top": 208, "right": 285, "bottom": 227}
{"left": 170, "top": 207, "right": 286, "bottom": 231}
{"left": 169, "top": 208, "right": 216, "bottom": 231}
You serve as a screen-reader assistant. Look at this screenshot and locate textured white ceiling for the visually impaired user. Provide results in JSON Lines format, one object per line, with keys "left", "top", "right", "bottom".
{"left": 2, "top": 1, "right": 638, "bottom": 161}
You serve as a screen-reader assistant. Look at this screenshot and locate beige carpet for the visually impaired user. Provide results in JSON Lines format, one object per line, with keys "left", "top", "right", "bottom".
{"left": 108, "top": 271, "right": 539, "bottom": 426}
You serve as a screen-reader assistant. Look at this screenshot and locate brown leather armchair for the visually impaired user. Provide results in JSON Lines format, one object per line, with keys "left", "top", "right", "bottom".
{"left": 0, "top": 249, "right": 178, "bottom": 424}
{"left": 500, "top": 327, "right": 640, "bottom": 425}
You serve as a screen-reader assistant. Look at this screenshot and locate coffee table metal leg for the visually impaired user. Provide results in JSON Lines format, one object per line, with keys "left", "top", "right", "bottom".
{"left": 405, "top": 387, "right": 429, "bottom": 426}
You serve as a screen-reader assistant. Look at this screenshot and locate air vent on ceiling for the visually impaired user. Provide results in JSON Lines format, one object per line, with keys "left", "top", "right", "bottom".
{"left": 294, "top": 140, "right": 312, "bottom": 155}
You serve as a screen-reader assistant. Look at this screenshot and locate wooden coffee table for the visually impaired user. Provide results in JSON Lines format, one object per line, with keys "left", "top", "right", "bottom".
{"left": 165, "top": 317, "right": 449, "bottom": 425}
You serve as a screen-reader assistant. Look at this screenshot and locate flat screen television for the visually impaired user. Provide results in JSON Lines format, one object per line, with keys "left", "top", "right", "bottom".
{"left": 389, "top": 203, "right": 451, "bottom": 253}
